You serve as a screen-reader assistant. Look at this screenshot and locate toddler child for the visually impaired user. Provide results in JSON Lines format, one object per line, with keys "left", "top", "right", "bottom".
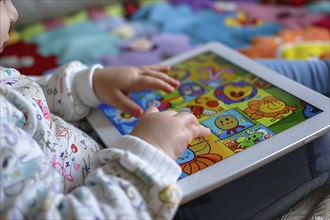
{"left": 0, "top": 0, "right": 210, "bottom": 219}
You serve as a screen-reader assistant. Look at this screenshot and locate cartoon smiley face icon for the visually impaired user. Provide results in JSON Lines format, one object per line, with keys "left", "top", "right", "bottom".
{"left": 214, "top": 81, "right": 257, "bottom": 104}
{"left": 178, "top": 81, "right": 205, "bottom": 97}
{"left": 223, "top": 84, "right": 253, "bottom": 100}
{"left": 214, "top": 115, "right": 245, "bottom": 135}
{"left": 215, "top": 115, "right": 238, "bottom": 130}
{"left": 258, "top": 99, "right": 286, "bottom": 114}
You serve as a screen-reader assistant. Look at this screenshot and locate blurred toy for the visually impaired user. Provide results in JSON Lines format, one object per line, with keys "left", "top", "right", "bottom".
{"left": 239, "top": 26, "right": 330, "bottom": 60}
{"left": 169, "top": 0, "right": 215, "bottom": 10}
{"left": 260, "top": 0, "right": 319, "bottom": 6}
{"left": 225, "top": 11, "right": 263, "bottom": 27}
{"left": 313, "top": 15, "right": 330, "bottom": 29}
{"left": 123, "top": 0, "right": 139, "bottom": 19}
{"left": 101, "top": 33, "right": 193, "bottom": 66}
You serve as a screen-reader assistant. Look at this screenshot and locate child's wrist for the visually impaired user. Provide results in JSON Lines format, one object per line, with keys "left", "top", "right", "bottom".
{"left": 111, "top": 135, "right": 182, "bottom": 182}
{"left": 73, "top": 64, "right": 103, "bottom": 107}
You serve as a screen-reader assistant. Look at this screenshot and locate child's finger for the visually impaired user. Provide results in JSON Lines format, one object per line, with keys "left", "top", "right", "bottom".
{"left": 141, "top": 70, "right": 179, "bottom": 88}
{"left": 161, "top": 109, "right": 178, "bottom": 116}
{"left": 174, "top": 112, "right": 199, "bottom": 124}
{"left": 132, "top": 76, "right": 176, "bottom": 93}
{"left": 174, "top": 112, "right": 210, "bottom": 137}
{"left": 197, "top": 124, "right": 211, "bottom": 137}
{"left": 143, "top": 106, "right": 159, "bottom": 116}
{"left": 185, "top": 123, "right": 210, "bottom": 143}
{"left": 110, "top": 91, "right": 143, "bottom": 118}
{"left": 139, "top": 65, "right": 171, "bottom": 72}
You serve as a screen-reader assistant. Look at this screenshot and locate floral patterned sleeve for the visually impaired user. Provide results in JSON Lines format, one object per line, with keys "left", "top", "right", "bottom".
{"left": 37, "top": 61, "right": 103, "bottom": 122}
{"left": 0, "top": 67, "right": 183, "bottom": 219}
{"left": 0, "top": 117, "right": 182, "bottom": 219}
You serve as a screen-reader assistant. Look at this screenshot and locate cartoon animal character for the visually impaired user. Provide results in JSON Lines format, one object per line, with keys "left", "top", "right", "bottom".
{"left": 180, "top": 105, "right": 216, "bottom": 118}
{"left": 301, "top": 101, "right": 322, "bottom": 118}
{"left": 198, "top": 66, "right": 236, "bottom": 88}
{"left": 223, "top": 139, "right": 242, "bottom": 153}
{"left": 178, "top": 81, "right": 205, "bottom": 98}
{"left": 179, "top": 96, "right": 220, "bottom": 118}
{"left": 214, "top": 115, "right": 244, "bottom": 135}
{"left": 189, "top": 137, "right": 212, "bottom": 156}
{"left": 240, "top": 128, "right": 274, "bottom": 148}
{"left": 147, "top": 94, "right": 185, "bottom": 111}
{"left": 147, "top": 82, "right": 204, "bottom": 111}
{"left": 244, "top": 96, "right": 298, "bottom": 122}
{"left": 177, "top": 137, "right": 222, "bottom": 178}
{"left": 170, "top": 67, "right": 190, "bottom": 82}
{"left": 236, "top": 131, "right": 264, "bottom": 148}
{"left": 214, "top": 81, "right": 257, "bottom": 104}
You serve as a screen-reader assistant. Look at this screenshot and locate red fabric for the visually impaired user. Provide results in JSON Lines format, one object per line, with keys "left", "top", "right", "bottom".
{"left": 313, "top": 16, "right": 330, "bottom": 29}
{"left": 1, "top": 41, "right": 58, "bottom": 76}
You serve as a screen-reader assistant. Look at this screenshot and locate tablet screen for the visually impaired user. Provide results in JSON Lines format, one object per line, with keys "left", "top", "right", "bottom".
{"left": 99, "top": 51, "right": 322, "bottom": 179}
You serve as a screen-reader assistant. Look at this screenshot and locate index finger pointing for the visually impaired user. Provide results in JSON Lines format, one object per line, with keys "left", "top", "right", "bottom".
{"left": 197, "top": 124, "right": 211, "bottom": 137}
{"left": 174, "top": 112, "right": 199, "bottom": 124}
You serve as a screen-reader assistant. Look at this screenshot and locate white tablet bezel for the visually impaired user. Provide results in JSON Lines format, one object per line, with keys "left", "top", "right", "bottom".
{"left": 87, "top": 41, "right": 330, "bottom": 204}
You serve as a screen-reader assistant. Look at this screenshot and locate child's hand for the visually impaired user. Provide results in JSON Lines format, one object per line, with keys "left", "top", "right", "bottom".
{"left": 93, "top": 65, "right": 179, "bottom": 118}
{"left": 130, "top": 107, "right": 211, "bottom": 160}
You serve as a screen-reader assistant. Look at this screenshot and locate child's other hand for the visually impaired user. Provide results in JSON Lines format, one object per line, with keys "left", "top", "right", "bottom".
{"left": 93, "top": 65, "right": 179, "bottom": 118}
{"left": 130, "top": 107, "right": 211, "bottom": 160}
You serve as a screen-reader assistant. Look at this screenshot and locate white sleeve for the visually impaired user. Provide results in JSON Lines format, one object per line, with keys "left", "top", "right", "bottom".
{"left": 39, "top": 61, "right": 103, "bottom": 122}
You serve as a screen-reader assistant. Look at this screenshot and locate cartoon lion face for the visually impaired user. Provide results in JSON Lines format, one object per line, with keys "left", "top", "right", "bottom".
{"left": 244, "top": 96, "right": 297, "bottom": 121}
{"left": 258, "top": 98, "right": 286, "bottom": 114}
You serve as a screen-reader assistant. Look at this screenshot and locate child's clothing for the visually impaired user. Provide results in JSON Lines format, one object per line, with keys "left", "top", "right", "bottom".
{"left": 0, "top": 62, "right": 181, "bottom": 219}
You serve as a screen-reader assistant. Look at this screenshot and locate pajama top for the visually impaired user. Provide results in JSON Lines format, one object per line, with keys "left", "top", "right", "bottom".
{"left": 0, "top": 62, "right": 182, "bottom": 219}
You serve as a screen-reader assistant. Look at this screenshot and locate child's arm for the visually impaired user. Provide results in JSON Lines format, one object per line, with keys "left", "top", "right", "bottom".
{"left": 0, "top": 93, "right": 209, "bottom": 219}
{"left": 36, "top": 62, "right": 102, "bottom": 122}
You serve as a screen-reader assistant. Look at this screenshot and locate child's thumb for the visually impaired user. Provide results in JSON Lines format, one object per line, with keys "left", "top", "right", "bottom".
{"left": 143, "top": 106, "right": 160, "bottom": 116}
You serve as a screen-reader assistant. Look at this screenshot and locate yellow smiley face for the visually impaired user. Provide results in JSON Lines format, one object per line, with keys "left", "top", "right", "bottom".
{"left": 223, "top": 84, "right": 253, "bottom": 100}
{"left": 259, "top": 100, "right": 286, "bottom": 113}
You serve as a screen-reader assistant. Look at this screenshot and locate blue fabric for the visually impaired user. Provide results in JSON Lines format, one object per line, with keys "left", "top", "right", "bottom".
{"left": 94, "top": 16, "right": 159, "bottom": 39}
{"left": 31, "top": 21, "right": 121, "bottom": 64}
{"left": 306, "top": 0, "right": 330, "bottom": 14}
{"left": 132, "top": 3, "right": 282, "bottom": 48}
{"left": 256, "top": 59, "right": 330, "bottom": 95}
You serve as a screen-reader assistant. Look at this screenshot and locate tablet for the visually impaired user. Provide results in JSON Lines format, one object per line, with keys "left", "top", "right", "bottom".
{"left": 87, "top": 41, "right": 330, "bottom": 204}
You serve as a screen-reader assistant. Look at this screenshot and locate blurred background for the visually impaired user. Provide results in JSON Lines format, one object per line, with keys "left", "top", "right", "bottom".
{"left": 2, "top": 0, "right": 329, "bottom": 76}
